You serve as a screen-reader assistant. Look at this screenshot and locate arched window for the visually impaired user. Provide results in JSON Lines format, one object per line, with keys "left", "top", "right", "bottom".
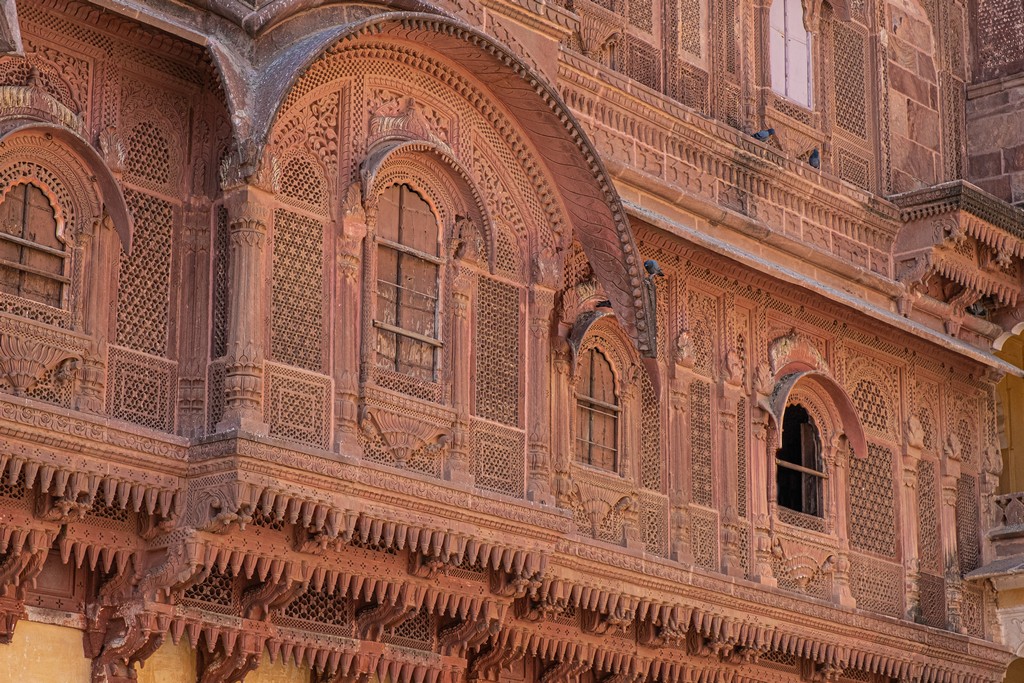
{"left": 575, "top": 348, "right": 619, "bottom": 471}
{"left": 0, "top": 183, "right": 66, "bottom": 309}
{"left": 776, "top": 404, "right": 824, "bottom": 516}
{"left": 770, "top": 0, "right": 814, "bottom": 108}
{"left": 374, "top": 184, "right": 441, "bottom": 382}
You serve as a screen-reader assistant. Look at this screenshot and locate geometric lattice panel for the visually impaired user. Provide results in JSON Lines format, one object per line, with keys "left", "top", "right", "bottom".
{"left": 264, "top": 362, "right": 332, "bottom": 449}
{"left": 690, "top": 380, "right": 713, "bottom": 507}
{"left": 271, "top": 209, "right": 324, "bottom": 372}
{"left": 106, "top": 344, "right": 176, "bottom": 432}
{"left": 116, "top": 189, "right": 172, "bottom": 357}
{"left": 471, "top": 417, "right": 525, "bottom": 498}
{"left": 474, "top": 277, "right": 520, "bottom": 427}
{"left": 849, "top": 443, "right": 896, "bottom": 558}
{"left": 640, "top": 370, "right": 662, "bottom": 491}
{"left": 833, "top": 22, "right": 868, "bottom": 139}
{"left": 691, "top": 505, "right": 719, "bottom": 571}
{"left": 639, "top": 490, "right": 669, "bottom": 556}
{"left": 849, "top": 555, "right": 902, "bottom": 618}
{"left": 918, "top": 572, "right": 946, "bottom": 629}
{"left": 957, "top": 474, "right": 980, "bottom": 575}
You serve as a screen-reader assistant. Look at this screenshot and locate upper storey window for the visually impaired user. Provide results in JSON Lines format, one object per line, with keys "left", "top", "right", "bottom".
{"left": 776, "top": 404, "right": 824, "bottom": 516}
{"left": 770, "top": 0, "right": 814, "bottom": 109}
{"left": 375, "top": 184, "right": 441, "bottom": 382}
{"left": 0, "top": 183, "right": 66, "bottom": 309}
{"left": 575, "top": 348, "right": 619, "bottom": 472}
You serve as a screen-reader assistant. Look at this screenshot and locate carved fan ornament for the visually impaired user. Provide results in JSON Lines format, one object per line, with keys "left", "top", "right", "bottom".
{"left": 0, "top": 332, "right": 76, "bottom": 394}
{"left": 771, "top": 537, "right": 834, "bottom": 591}
{"left": 360, "top": 408, "right": 450, "bottom": 467}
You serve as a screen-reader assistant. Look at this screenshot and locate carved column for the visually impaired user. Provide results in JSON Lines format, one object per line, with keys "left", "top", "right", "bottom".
{"left": 552, "top": 336, "right": 574, "bottom": 507}
{"left": 749, "top": 401, "right": 775, "bottom": 585}
{"left": 217, "top": 183, "right": 271, "bottom": 434}
{"left": 940, "top": 435, "right": 964, "bottom": 633}
{"left": 719, "top": 374, "right": 744, "bottom": 577}
{"left": 177, "top": 198, "right": 212, "bottom": 437}
{"left": 447, "top": 257, "right": 475, "bottom": 485}
{"left": 830, "top": 438, "right": 856, "bottom": 608}
{"left": 527, "top": 287, "right": 556, "bottom": 505}
{"left": 901, "top": 416, "right": 925, "bottom": 619}
{"left": 74, "top": 213, "right": 112, "bottom": 414}
{"left": 668, "top": 373, "right": 692, "bottom": 564}
{"left": 334, "top": 184, "right": 367, "bottom": 455}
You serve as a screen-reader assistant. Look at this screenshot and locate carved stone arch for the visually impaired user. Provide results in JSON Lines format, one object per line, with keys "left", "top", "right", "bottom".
{"left": 845, "top": 359, "right": 899, "bottom": 440}
{"left": 569, "top": 312, "right": 641, "bottom": 392}
{"left": 272, "top": 148, "right": 330, "bottom": 216}
{"left": 767, "top": 371, "right": 867, "bottom": 460}
{"left": 219, "top": 13, "right": 654, "bottom": 355}
{"left": 362, "top": 139, "right": 489, "bottom": 253}
{"left": 0, "top": 121, "right": 132, "bottom": 250}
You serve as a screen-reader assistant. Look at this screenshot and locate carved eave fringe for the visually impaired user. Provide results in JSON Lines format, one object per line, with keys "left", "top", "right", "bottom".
{"left": 245, "top": 483, "right": 548, "bottom": 577}
{"left": 533, "top": 577, "right": 997, "bottom": 683}
{"left": 166, "top": 616, "right": 463, "bottom": 683}
{"left": 933, "top": 254, "right": 1020, "bottom": 306}
{"left": 0, "top": 451, "right": 179, "bottom": 518}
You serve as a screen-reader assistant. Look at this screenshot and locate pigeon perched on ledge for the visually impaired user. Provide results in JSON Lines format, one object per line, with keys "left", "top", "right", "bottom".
{"left": 644, "top": 259, "right": 664, "bottom": 277}
{"left": 808, "top": 148, "right": 820, "bottom": 169}
{"left": 751, "top": 128, "right": 775, "bottom": 141}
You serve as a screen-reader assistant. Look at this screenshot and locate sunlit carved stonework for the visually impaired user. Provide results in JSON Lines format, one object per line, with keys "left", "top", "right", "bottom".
{"left": 0, "top": 0, "right": 1020, "bottom": 681}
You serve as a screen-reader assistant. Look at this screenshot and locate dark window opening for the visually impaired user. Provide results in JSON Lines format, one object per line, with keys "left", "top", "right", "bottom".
{"left": 575, "top": 348, "right": 619, "bottom": 472}
{"left": 0, "top": 183, "right": 66, "bottom": 308}
{"left": 776, "top": 404, "right": 824, "bottom": 517}
{"left": 374, "top": 184, "right": 441, "bottom": 382}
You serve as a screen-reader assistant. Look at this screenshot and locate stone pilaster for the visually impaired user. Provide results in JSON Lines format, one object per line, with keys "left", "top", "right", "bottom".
{"left": 527, "top": 287, "right": 556, "bottom": 505}
{"left": 941, "top": 434, "right": 964, "bottom": 633}
{"left": 334, "top": 184, "right": 367, "bottom": 455}
{"left": 901, "top": 416, "right": 925, "bottom": 620}
{"left": 217, "top": 183, "right": 271, "bottom": 435}
{"left": 177, "top": 198, "right": 212, "bottom": 437}
{"left": 446, "top": 257, "right": 475, "bottom": 486}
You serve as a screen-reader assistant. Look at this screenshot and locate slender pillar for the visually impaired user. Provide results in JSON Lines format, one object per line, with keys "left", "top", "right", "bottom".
{"left": 217, "top": 183, "right": 271, "bottom": 435}
{"left": 750, "top": 364, "right": 776, "bottom": 585}
{"left": 830, "top": 438, "right": 856, "bottom": 608}
{"left": 901, "top": 415, "right": 925, "bottom": 619}
{"left": 177, "top": 198, "right": 212, "bottom": 437}
{"left": 527, "top": 287, "right": 556, "bottom": 504}
{"left": 719, "top": 375, "right": 744, "bottom": 577}
{"left": 446, "top": 252, "right": 475, "bottom": 485}
{"left": 334, "top": 184, "right": 367, "bottom": 454}
{"left": 668, "top": 372, "right": 692, "bottom": 564}
{"left": 940, "top": 434, "right": 964, "bottom": 633}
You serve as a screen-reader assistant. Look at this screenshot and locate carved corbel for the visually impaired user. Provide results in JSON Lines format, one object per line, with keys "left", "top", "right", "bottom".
{"left": 356, "top": 600, "right": 417, "bottom": 641}
{"left": 439, "top": 617, "right": 499, "bottom": 657}
{"left": 540, "top": 659, "right": 589, "bottom": 683}
{"left": 468, "top": 644, "right": 524, "bottom": 682}
{"left": 197, "top": 644, "right": 260, "bottom": 683}
{"left": 0, "top": 543, "right": 47, "bottom": 643}
{"left": 489, "top": 567, "right": 538, "bottom": 600}
{"left": 240, "top": 577, "right": 307, "bottom": 621}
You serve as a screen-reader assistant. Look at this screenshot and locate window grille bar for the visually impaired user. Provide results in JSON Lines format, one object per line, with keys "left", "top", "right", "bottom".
{"left": 0, "top": 233, "right": 67, "bottom": 258}
{"left": 775, "top": 459, "right": 827, "bottom": 478}
{"left": 373, "top": 320, "right": 443, "bottom": 347}
{"left": 0, "top": 256, "right": 70, "bottom": 283}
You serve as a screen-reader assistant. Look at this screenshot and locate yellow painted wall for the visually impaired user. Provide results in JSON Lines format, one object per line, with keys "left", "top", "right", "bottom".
{"left": 135, "top": 639, "right": 196, "bottom": 683}
{"left": 0, "top": 621, "right": 91, "bottom": 682}
{"left": 998, "top": 336, "right": 1024, "bottom": 493}
{"left": 249, "top": 657, "right": 310, "bottom": 683}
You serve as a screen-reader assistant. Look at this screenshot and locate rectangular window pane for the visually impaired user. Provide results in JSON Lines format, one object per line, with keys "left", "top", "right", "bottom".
{"left": 787, "top": 37, "right": 810, "bottom": 105}
{"left": 376, "top": 246, "right": 399, "bottom": 325}
{"left": 376, "top": 327, "right": 398, "bottom": 370}
{"left": 785, "top": 1, "right": 805, "bottom": 37}
{"left": 396, "top": 335, "right": 435, "bottom": 380}
{"left": 400, "top": 190, "right": 438, "bottom": 256}
{"left": 769, "top": 0, "right": 785, "bottom": 32}
{"left": 576, "top": 404, "right": 592, "bottom": 463}
{"left": 770, "top": 28, "right": 787, "bottom": 96}
{"left": 397, "top": 254, "right": 437, "bottom": 338}
{"left": 377, "top": 188, "right": 401, "bottom": 243}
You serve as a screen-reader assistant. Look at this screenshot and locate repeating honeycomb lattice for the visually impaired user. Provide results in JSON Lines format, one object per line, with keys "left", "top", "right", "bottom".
{"left": 852, "top": 379, "right": 890, "bottom": 436}
{"left": 917, "top": 459, "right": 941, "bottom": 574}
{"left": 737, "top": 397, "right": 747, "bottom": 518}
{"left": 107, "top": 345, "right": 176, "bottom": 432}
{"left": 471, "top": 418, "right": 525, "bottom": 498}
{"left": 182, "top": 567, "right": 236, "bottom": 614}
{"left": 961, "top": 586, "right": 985, "bottom": 638}
{"left": 918, "top": 572, "right": 946, "bottom": 629}
{"left": 277, "top": 155, "right": 328, "bottom": 214}
{"left": 279, "top": 588, "right": 353, "bottom": 636}
{"left": 956, "top": 416, "right": 976, "bottom": 466}
{"left": 628, "top": 0, "right": 653, "bottom": 32}
{"left": 639, "top": 491, "right": 668, "bottom": 556}
{"left": 383, "top": 610, "right": 434, "bottom": 649}
{"left": 124, "top": 121, "right": 171, "bottom": 187}
{"left": 116, "top": 189, "right": 172, "bottom": 356}
{"left": 691, "top": 505, "right": 718, "bottom": 571}
{"left": 838, "top": 147, "right": 871, "bottom": 191}
{"left": 271, "top": 209, "right": 324, "bottom": 372}
{"left": 640, "top": 370, "right": 661, "bottom": 490}
{"left": 690, "top": 380, "right": 713, "bottom": 507}
{"left": 833, "top": 22, "right": 868, "bottom": 138}
{"left": 919, "top": 405, "right": 937, "bottom": 453}
{"left": 849, "top": 555, "right": 902, "bottom": 617}
{"left": 957, "top": 474, "right": 980, "bottom": 575}
{"left": 264, "top": 362, "right": 332, "bottom": 450}
{"left": 849, "top": 443, "right": 896, "bottom": 558}
{"left": 474, "top": 277, "right": 520, "bottom": 426}
{"left": 210, "top": 206, "right": 229, "bottom": 360}
{"left": 679, "top": 0, "right": 701, "bottom": 57}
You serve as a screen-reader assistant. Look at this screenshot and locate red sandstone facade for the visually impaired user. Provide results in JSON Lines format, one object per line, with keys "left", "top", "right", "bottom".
{"left": 0, "top": 0, "right": 1019, "bottom": 681}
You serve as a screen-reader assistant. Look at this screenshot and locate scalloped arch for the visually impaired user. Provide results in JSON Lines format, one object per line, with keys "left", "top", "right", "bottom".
{"left": 768, "top": 371, "right": 867, "bottom": 459}
{"left": 220, "top": 12, "right": 653, "bottom": 355}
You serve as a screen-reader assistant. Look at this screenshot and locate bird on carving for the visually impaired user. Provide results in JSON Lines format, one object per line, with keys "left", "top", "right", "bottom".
{"left": 751, "top": 128, "right": 775, "bottom": 142}
{"left": 644, "top": 259, "right": 665, "bottom": 277}
{"left": 595, "top": 299, "right": 613, "bottom": 309}
{"left": 808, "top": 148, "right": 821, "bottom": 169}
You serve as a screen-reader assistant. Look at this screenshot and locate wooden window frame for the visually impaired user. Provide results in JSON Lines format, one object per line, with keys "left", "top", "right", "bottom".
{"left": 776, "top": 403, "right": 826, "bottom": 517}
{"left": 575, "top": 347, "right": 621, "bottom": 473}
{"left": 769, "top": 0, "right": 815, "bottom": 109}
{"left": 0, "top": 182, "right": 69, "bottom": 310}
